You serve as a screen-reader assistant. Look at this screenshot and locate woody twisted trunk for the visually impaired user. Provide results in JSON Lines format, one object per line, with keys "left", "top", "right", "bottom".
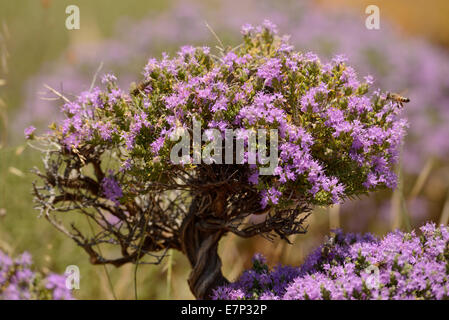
{"left": 180, "top": 196, "right": 229, "bottom": 299}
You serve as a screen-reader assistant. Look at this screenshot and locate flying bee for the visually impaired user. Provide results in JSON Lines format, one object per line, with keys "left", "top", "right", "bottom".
{"left": 386, "top": 92, "right": 410, "bottom": 108}
{"left": 321, "top": 234, "right": 336, "bottom": 257}
{"left": 131, "top": 80, "right": 151, "bottom": 96}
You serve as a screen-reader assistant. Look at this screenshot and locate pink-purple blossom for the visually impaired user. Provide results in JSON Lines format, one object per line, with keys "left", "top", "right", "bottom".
{"left": 24, "top": 126, "right": 36, "bottom": 139}
{"left": 101, "top": 172, "right": 123, "bottom": 206}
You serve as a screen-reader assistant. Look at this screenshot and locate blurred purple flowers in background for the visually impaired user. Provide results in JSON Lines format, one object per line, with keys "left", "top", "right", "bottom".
{"left": 0, "top": 250, "right": 73, "bottom": 300}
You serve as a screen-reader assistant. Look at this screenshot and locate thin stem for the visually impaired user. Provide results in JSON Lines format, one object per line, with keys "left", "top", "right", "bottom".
{"left": 85, "top": 217, "right": 117, "bottom": 300}
{"left": 205, "top": 21, "right": 225, "bottom": 52}
{"left": 409, "top": 157, "right": 434, "bottom": 199}
{"left": 166, "top": 249, "right": 173, "bottom": 299}
{"left": 134, "top": 213, "right": 150, "bottom": 300}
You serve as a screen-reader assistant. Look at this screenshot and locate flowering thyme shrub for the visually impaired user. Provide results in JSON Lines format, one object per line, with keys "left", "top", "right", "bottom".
{"left": 213, "top": 222, "right": 449, "bottom": 300}
{"left": 0, "top": 250, "right": 73, "bottom": 300}
{"left": 30, "top": 22, "right": 406, "bottom": 299}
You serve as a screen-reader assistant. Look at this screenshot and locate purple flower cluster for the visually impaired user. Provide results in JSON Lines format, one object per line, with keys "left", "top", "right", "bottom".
{"left": 24, "top": 126, "right": 36, "bottom": 139}
{"left": 0, "top": 250, "right": 73, "bottom": 300}
{"left": 213, "top": 222, "right": 449, "bottom": 300}
{"left": 30, "top": 22, "right": 406, "bottom": 209}
{"left": 101, "top": 171, "right": 123, "bottom": 206}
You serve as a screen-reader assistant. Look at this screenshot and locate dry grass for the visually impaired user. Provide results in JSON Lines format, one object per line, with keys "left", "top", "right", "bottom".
{"left": 0, "top": 22, "right": 9, "bottom": 147}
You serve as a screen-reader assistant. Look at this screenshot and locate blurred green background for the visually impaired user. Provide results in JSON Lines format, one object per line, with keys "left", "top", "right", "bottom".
{"left": 1, "top": 0, "right": 449, "bottom": 299}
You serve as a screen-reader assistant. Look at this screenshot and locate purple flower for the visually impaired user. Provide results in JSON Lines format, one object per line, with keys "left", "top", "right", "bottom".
{"left": 257, "top": 58, "right": 282, "bottom": 86}
{"left": 261, "top": 19, "right": 278, "bottom": 34}
{"left": 15, "top": 252, "right": 32, "bottom": 266}
{"left": 24, "top": 126, "right": 36, "bottom": 139}
{"left": 0, "top": 250, "right": 73, "bottom": 300}
{"left": 101, "top": 73, "right": 117, "bottom": 85}
{"left": 45, "top": 274, "right": 74, "bottom": 300}
{"left": 101, "top": 172, "right": 123, "bottom": 206}
{"left": 151, "top": 136, "right": 165, "bottom": 155}
{"left": 241, "top": 23, "right": 254, "bottom": 35}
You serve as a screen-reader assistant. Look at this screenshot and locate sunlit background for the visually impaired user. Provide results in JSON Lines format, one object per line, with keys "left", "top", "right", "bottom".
{"left": 1, "top": 0, "right": 449, "bottom": 299}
